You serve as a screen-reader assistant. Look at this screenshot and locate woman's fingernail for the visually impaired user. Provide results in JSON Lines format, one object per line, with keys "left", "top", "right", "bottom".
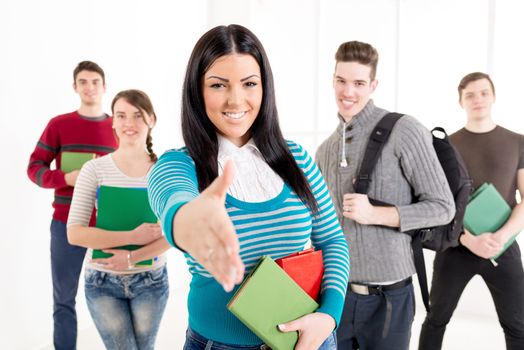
{"left": 278, "top": 324, "right": 285, "bottom": 331}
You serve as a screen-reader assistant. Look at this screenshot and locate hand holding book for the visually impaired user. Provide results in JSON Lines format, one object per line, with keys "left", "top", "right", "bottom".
{"left": 463, "top": 183, "right": 521, "bottom": 263}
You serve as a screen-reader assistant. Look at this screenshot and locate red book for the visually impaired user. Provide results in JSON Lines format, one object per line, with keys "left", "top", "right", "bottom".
{"left": 275, "top": 248, "right": 324, "bottom": 301}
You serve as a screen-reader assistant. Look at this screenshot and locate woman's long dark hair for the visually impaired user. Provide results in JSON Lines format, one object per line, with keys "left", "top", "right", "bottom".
{"left": 181, "top": 24, "right": 318, "bottom": 213}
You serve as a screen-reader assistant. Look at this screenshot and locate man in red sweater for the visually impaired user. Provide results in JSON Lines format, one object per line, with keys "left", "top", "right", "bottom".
{"left": 27, "top": 61, "right": 117, "bottom": 350}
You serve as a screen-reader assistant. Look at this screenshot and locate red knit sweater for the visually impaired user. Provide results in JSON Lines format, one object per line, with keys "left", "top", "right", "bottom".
{"left": 27, "top": 111, "right": 117, "bottom": 224}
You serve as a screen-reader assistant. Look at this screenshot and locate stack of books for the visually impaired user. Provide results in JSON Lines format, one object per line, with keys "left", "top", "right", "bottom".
{"left": 227, "top": 250, "right": 323, "bottom": 350}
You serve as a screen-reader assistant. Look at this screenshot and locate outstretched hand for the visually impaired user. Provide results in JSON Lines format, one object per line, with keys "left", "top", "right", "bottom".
{"left": 173, "top": 160, "right": 245, "bottom": 292}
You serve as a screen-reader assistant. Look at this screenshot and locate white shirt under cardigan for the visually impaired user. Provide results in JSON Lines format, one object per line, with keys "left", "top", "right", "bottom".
{"left": 217, "top": 135, "right": 284, "bottom": 202}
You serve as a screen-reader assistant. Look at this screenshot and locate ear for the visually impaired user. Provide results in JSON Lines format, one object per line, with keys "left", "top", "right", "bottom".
{"left": 370, "top": 79, "right": 378, "bottom": 93}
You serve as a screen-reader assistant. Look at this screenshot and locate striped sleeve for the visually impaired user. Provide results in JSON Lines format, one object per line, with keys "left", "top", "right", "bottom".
{"left": 67, "top": 160, "right": 98, "bottom": 227}
{"left": 27, "top": 119, "right": 67, "bottom": 189}
{"left": 288, "top": 141, "right": 350, "bottom": 326}
{"left": 147, "top": 149, "right": 200, "bottom": 248}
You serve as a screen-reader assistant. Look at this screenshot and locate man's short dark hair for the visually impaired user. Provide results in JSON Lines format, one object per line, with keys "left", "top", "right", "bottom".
{"left": 335, "top": 41, "right": 379, "bottom": 80}
{"left": 73, "top": 61, "right": 105, "bottom": 84}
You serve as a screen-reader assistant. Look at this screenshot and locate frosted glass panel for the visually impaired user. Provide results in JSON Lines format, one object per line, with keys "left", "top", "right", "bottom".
{"left": 250, "top": 0, "right": 318, "bottom": 134}
{"left": 397, "top": 0, "right": 489, "bottom": 132}
{"left": 317, "top": 0, "right": 399, "bottom": 138}
{"left": 493, "top": 1, "right": 524, "bottom": 134}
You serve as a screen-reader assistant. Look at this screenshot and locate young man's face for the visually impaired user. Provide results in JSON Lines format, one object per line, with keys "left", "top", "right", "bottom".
{"left": 459, "top": 78, "right": 495, "bottom": 121}
{"left": 333, "top": 61, "right": 378, "bottom": 122}
{"left": 73, "top": 70, "right": 106, "bottom": 107}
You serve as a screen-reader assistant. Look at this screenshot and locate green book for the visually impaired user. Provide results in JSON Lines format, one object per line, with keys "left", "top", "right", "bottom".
{"left": 60, "top": 151, "right": 95, "bottom": 173}
{"left": 463, "top": 183, "right": 518, "bottom": 259}
{"left": 227, "top": 256, "right": 319, "bottom": 350}
{"left": 94, "top": 185, "right": 158, "bottom": 266}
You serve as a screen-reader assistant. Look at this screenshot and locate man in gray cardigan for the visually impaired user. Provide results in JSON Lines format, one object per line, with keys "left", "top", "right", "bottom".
{"left": 315, "top": 40, "right": 455, "bottom": 350}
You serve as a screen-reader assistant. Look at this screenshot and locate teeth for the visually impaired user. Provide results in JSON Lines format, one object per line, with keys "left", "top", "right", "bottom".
{"left": 341, "top": 99, "right": 355, "bottom": 107}
{"left": 224, "top": 112, "right": 246, "bottom": 119}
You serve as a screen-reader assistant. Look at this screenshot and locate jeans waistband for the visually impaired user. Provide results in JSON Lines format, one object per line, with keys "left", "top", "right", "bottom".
{"left": 349, "top": 276, "right": 412, "bottom": 296}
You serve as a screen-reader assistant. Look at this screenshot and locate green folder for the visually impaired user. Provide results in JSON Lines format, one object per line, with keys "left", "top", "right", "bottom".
{"left": 60, "top": 151, "right": 95, "bottom": 173}
{"left": 227, "top": 256, "right": 319, "bottom": 350}
{"left": 93, "top": 185, "right": 158, "bottom": 266}
{"left": 463, "top": 183, "right": 518, "bottom": 259}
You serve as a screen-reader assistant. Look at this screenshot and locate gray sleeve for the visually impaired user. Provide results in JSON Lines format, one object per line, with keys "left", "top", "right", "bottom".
{"left": 394, "top": 116, "right": 455, "bottom": 232}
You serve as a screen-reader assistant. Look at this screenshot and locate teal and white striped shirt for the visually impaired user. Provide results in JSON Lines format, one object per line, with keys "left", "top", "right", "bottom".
{"left": 148, "top": 141, "right": 349, "bottom": 345}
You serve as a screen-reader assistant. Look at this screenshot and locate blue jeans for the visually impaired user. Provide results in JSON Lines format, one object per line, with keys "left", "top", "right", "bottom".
{"left": 337, "top": 282, "right": 415, "bottom": 350}
{"left": 183, "top": 327, "right": 337, "bottom": 350}
{"left": 85, "top": 266, "right": 169, "bottom": 350}
{"left": 50, "top": 219, "right": 86, "bottom": 350}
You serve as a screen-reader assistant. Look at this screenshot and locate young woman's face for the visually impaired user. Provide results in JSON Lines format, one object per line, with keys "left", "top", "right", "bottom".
{"left": 112, "top": 98, "right": 154, "bottom": 147}
{"left": 202, "top": 54, "right": 263, "bottom": 147}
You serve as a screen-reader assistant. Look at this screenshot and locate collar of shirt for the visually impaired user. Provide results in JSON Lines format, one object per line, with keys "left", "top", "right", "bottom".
{"left": 216, "top": 134, "right": 284, "bottom": 202}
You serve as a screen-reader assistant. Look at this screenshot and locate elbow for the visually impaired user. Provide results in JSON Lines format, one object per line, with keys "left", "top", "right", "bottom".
{"left": 67, "top": 226, "right": 81, "bottom": 246}
{"left": 440, "top": 199, "right": 456, "bottom": 225}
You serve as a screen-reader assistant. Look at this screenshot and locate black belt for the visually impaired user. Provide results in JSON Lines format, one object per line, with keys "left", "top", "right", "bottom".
{"left": 349, "top": 276, "right": 412, "bottom": 296}
{"left": 348, "top": 277, "right": 413, "bottom": 338}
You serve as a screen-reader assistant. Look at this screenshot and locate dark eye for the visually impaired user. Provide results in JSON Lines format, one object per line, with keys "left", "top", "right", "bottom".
{"left": 210, "top": 83, "right": 225, "bottom": 89}
{"left": 245, "top": 81, "right": 258, "bottom": 87}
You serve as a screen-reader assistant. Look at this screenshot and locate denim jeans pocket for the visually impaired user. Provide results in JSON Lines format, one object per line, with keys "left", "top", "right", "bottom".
{"left": 148, "top": 266, "right": 168, "bottom": 284}
{"left": 84, "top": 269, "right": 106, "bottom": 287}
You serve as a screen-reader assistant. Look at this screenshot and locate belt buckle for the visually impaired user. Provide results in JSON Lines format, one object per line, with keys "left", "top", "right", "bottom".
{"left": 350, "top": 284, "right": 369, "bottom": 295}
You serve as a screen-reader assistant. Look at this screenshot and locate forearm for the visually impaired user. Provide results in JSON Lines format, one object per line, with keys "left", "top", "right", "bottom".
{"left": 373, "top": 206, "right": 400, "bottom": 227}
{"left": 495, "top": 202, "right": 524, "bottom": 243}
{"left": 130, "top": 238, "right": 171, "bottom": 264}
{"left": 67, "top": 225, "right": 136, "bottom": 249}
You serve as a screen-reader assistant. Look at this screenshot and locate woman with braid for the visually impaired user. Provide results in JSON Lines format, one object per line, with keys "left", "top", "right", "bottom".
{"left": 67, "top": 89, "right": 170, "bottom": 350}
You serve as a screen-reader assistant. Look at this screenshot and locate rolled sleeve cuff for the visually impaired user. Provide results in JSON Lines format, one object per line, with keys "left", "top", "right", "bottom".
{"left": 316, "top": 288, "right": 345, "bottom": 327}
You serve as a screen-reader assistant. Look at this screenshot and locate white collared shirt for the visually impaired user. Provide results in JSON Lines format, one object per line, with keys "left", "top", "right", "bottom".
{"left": 217, "top": 135, "right": 284, "bottom": 202}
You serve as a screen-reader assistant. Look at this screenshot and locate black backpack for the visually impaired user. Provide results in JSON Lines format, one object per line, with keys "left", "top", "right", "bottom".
{"left": 353, "top": 113, "right": 472, "bottom": 312}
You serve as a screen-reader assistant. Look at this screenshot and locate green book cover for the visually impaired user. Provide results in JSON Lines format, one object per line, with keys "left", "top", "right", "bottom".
{"left": 60, "top": 151, "right": 95, "bottom": 173}
{"left": 94, "top": 185, "right": 158, "bottom": 266}
{"left": 227, "top": 256, "right": 319, "bottom": 350}
{"left": 464, "top": 183, "right": 518, "bottom": 259}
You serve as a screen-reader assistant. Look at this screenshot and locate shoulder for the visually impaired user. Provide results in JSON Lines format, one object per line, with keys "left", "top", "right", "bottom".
{"left": 44, "top": 111, "right": 77, "bottom": 129}
{"left": 286, "top": 140, "right": 310, "bottom": 160}
{"left": 157, "top": 147, "right": 193, "bottom": 164}
{"left": 81, "top": 154, "right": 111, "bottom": 174}
{"left": 390, "top": 114, "right": 431, "bottom": 142}
{"left": 496, "top": 125, "right": 524, "bottom": 139}
{"left": 316, "top": 129, "right": 339, "bottom": 157}
{"left": 50, "top": 111, "right": 78, "bottom": 124}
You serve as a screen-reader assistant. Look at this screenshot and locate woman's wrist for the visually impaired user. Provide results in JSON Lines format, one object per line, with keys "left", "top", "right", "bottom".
{"left": 127, "top": 251, "right": 134, "bottom": 269}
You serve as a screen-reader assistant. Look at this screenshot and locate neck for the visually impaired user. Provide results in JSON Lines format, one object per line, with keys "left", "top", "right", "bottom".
{"left": 78, "top": 104, "right": 104, "bottom": 118}
{"left": 113, "top": 145, "right": 150, "bottom": 163}
{"left": 465, "top": 116, "right": 496, "bottom": 133}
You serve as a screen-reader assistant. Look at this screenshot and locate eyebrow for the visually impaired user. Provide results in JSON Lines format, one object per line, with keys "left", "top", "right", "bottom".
{"left": 77, "top": 78, "right": 101, "bottom": 82}
{"left": 205, "top": 74, "right": 260, "bottom": 82}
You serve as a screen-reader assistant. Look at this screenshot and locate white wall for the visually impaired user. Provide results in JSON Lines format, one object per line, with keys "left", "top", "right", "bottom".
{"left": 1, "top": 0, "right": 523, "bottom": 349}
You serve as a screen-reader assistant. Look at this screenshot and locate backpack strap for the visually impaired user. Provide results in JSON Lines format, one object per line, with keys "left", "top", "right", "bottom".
{"left": 354, "top": 112, "right": 433, "bottom": 312}
{"left": 411, "top": 229, "right": 431, "bottom": 312}
{"left": 354, "top": 112, "right": 403, "bottom": 204}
